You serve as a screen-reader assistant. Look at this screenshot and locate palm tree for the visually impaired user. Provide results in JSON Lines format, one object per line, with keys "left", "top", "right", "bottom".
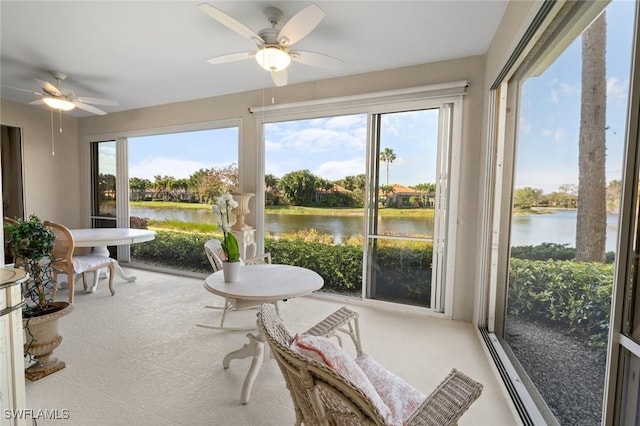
{"left": 576, "top": 12, "right": 606, "bottom": 262}
{"left": 379, "top": 147, "right": 396, "bottom": 186}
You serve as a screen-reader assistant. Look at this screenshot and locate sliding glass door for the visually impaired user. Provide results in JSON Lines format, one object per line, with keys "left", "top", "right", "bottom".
{"left": 365, "top": 106, "right": 455, "bottom": 310}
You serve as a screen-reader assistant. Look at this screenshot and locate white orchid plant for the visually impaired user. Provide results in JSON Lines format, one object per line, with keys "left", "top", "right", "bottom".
{"left": 212, "top": 192, "right": 240, "bottom": 262}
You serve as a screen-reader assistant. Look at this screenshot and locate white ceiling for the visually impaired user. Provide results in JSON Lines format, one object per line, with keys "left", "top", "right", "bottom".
{"left": 0, "top": 1, "right": 507, "bottom": 117}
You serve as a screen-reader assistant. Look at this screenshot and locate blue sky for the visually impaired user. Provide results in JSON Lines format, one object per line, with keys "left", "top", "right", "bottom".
{"left": 126, "top": 0, "right": 635, "bottom": 193}
{"left": 128, "top": 109, "right": 440, "bottom": 187}
{"left": 516, "top": 0, "right": 634, "bottom": 193}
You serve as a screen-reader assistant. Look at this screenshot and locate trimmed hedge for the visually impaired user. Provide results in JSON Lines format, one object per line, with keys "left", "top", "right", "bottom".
{"left": 265, "top": 239, "right": 362, "bottom": 292}
{"left": 132, "top": 230, "right": 213, "bottom": 273}
{"left": 132, "top": 231, "right": 432, "bottom": 302}
{"left": 508, "top": 258, "right": 613, "bottom": 346}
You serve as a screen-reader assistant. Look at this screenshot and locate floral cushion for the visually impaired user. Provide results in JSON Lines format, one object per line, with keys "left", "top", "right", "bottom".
{"left": 355, "top": 354, "right": 427, "bottom": 423}
{"left": 291, "top": 334, "right": 395, "bottom": 423}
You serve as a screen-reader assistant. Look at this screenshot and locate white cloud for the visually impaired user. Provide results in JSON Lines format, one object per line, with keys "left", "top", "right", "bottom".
{"left": 554, "top": 128, "right": 565, "bottom": 142}
{"left": 321, "top": 115, "right": 366, "bottom": 130}
{"left": 519, "top": 117, "right": 532, "bottom": 134}
{"left": 130, "top": 156, "right": 210, "bottom": 180}
{"left": 607, "top": 76, "right": 629, "bottom": 103}
{"left": 279, "top": 127, "right": 364, "bottom": 153}
{"left": 516, "top": 168, "right": 577, "bottom": 193}
{"left": 550, "top": 89, "right": 559, "bottom": 104}
{"left": 560, "top": 82, "right": 579, "bottom": 96}
{"left": 265, "top": 139, "right": 282, "bottom": 151}
{"left": 314, "top": 158, "right": 366, "bottom": 180}
{"left": 538, "top": 127, "right": 565, "bottom": 142}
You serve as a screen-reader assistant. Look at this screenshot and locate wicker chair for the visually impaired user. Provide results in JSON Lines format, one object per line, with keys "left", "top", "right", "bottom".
{"left": 257, "top": 304, "right": 483, "bottom": 426}
{"left": 199, "top": 239, "right": 274, "bottom": 330}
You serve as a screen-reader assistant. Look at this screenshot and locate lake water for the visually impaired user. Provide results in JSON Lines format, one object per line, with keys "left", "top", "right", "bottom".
{"left": 131, "top": 207, "right": 620, "bottom": 251}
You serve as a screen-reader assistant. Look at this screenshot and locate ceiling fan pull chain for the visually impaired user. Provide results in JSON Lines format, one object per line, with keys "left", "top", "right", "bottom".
{"left": 50, "top": 109, "right": 55, "bottom": 156}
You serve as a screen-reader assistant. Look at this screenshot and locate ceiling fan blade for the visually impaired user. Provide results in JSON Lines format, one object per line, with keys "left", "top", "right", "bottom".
{"left": 277, "top": 4, "right": 325, "bottom": 47}
{"left": 198, "top": 3, "right": 264, "bottom": 47}
{"left": 29, "top": 99, "right": 45, "bottom": 105}
{"left": 271, "top": 69, "right": 288, "bottom": 87}
{"left": 35, "top": 78, "right": 62, "bottom": 97}
{"left": 206, "top": 51, "right": 256, "bottom": 65}
{"left": 3, "top": 85, "right": 44, "bottom": 96}
{"left": 290, "top": 50, "right": 343, "bottom": 70}
{"left": 73, "top": 101, "right": 106, "bottom": 115}
{"left": 74, "top": 96, "right": 119, "bottom": 106}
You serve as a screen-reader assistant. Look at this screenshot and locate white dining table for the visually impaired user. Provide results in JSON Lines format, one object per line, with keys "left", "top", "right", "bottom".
{"left": 204, "top": 264, "right": 323, "bottom": 404}
{"left": 70, "top": 228, "right": 155, "bottom": 284}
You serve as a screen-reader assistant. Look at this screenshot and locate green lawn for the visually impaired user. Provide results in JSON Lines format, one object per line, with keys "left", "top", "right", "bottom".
{"left": 130, "top": 200, "right": 435, "bottom": 218}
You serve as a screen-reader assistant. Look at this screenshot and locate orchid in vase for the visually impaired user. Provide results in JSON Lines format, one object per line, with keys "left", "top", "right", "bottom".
{"left": 212, "top": 192, "right": 240, "bottom": 263}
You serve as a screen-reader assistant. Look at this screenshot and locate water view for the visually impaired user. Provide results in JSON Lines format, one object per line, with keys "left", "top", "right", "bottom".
{"left": 131, "top": 207, "right": 619, "bottom": 251}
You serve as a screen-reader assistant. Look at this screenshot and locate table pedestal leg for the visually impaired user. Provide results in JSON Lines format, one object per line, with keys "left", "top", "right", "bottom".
{"left": 85, "top": 247, "right": 136, "bottom": 292}
{"left": 113, "top": 262, "right": 136, "bottom": 282}
{"left": 223, "top": 332, "right": 265, "bottom": 404}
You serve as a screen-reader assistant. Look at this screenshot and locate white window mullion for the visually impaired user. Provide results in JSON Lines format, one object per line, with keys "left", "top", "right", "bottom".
{"left": 431, "top": 104, "right": 451, "bottom": 313}
{"left": 115, "top": 137, "right": 130, "bottom": 261}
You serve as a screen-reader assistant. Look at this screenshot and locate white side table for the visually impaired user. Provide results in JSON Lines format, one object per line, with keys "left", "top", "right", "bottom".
{"left": 230, "top": 228, "right": 257, "bottom": 261}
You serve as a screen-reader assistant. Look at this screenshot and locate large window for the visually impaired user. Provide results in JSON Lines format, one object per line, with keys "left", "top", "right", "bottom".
{"left": 486, "top": 1, "right": 637, "bottom": 424}
{"left": 259, "top": 87, "right": 463, "bottom": 313}
{"left": 89, "top": 124, "right": 239, "bottom": 264}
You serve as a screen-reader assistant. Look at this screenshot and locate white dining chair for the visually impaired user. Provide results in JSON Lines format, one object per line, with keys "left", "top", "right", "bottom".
{"left": 45, "top": 221, "right": 117, "bottom": 303}
{"left": 199, "top": 238, "right": 274, "bottom": 330}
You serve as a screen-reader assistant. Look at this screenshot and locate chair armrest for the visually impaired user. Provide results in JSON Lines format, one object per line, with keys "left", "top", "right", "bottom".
{"left": 303, "top": 306, "right": 363, "bottom": 356}
{"left": 245, "top": 253, "right": 272, "bottom": 265}
{"left": 406, "top": 369, "right": 483, "bottom": 426}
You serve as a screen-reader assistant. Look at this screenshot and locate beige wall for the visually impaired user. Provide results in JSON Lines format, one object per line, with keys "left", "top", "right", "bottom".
{"left": 1, "top": 99, "right": 82, "bottom": 226}
{"left": 81, "top": 57, "right": 485, "bottom": 321}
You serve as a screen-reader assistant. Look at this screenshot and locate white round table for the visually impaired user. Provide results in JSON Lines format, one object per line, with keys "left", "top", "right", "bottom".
{"left": 204, "top": 263, "right": 323, "bottom": 303}
{"left": 69, "top": 228, "right": 155, "bottom": 283}
{"left": 204, "top": 264, "right": 323, "bottom": 404}
{"left": 70, "top": 228, "right": 155, "bottom": 248}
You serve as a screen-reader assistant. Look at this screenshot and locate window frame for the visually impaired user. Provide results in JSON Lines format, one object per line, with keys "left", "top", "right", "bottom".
{"left": 481, "top": 0, "right": 640, "bottom": 423}
{"left": 252, "top": 83, "right": 466, "bottom": 316}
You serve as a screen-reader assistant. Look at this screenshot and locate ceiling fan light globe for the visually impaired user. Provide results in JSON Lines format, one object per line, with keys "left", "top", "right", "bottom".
{"left": 43, "top": 97, "right": 75, "bottom": 111}
{"left": 255, "top": 47, "right": 291, "bottom": 72}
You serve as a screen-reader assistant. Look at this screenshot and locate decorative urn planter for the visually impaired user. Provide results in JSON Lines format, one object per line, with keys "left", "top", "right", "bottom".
{"left": 231, "top": 193, "right": 255, "bottom": 231}
{"left": 23, "top": 301, "right": 74, "bottom": 381}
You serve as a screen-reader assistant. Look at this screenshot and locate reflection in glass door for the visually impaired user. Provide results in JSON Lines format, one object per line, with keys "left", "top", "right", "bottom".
{"left": 366, "top": 108, "right": 448, "bottom": 309}
{"left": 90, "top": 141, "right": 117, "bottom": 229}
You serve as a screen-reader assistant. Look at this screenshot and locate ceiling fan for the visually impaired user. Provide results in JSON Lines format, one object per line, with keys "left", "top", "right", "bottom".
{"left": 6, "top": 71, "right": 118, "bottom": 115}
{"left": 198, "top": 3, "right": 342, "bottom": 87}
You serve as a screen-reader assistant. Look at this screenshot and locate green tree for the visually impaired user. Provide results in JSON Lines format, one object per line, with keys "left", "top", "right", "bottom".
{"left": 265, "top": 174, "right": 280, "bottom": 192}
{"left": 513, "top": 187, "right": 543, "bottom": 209}
{"left": 129, "top": 177, "right": 151, "bottom": 201}
{"left": 379, "top": 147, "right": 396, "bottom": 186}
{"left": 606, "top": 180, "right": 621, "bottom": 214}
{"left": 280, "top": 169, "right": 319, "bottom": 205}
{"left": 98, "top": 173, "right": 116, "bottom": 200}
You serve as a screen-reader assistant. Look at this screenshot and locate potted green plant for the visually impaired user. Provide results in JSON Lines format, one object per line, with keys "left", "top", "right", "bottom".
{"left": 212, "top": 192, "right": 241, "bottom": 282}
{"left": 4, "top": 214, "right": 74, "bottom": 381}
